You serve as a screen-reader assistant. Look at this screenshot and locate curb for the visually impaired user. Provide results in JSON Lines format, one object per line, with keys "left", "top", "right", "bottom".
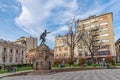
{"left": 0, "top": 70, "right": 33, "bottom": 78}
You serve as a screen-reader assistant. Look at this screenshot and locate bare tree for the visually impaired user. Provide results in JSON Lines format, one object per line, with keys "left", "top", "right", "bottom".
{"left": 80, "top": 25, "right": 102, "bottom": 67}
{"left": 62, "top": 18, "right": 82, "bottom": 65}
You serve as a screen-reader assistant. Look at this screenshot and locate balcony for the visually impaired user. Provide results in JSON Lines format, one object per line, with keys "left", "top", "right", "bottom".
{"left": 91, "top": 27, "right": 99, "bottom": 31}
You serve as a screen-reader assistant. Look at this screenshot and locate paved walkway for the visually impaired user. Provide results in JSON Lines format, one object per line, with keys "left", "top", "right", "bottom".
{"left": 1, "top": 69, "right": 120, "bottom": 80}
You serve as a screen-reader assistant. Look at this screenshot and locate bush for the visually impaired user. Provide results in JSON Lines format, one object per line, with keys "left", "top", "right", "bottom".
{"left": 105, "top": 56, "right": 115, "bottom": 65}
{"left": 86, "top": 60, "right": 92, "bottom": 66}
{"left": 78, "top": 57, "right": 86, "bottom": 66}
{"left": 4, "top": 64, "right": 32, "bottom": 70}
{"left": 53, "top": 59, "right": 61, "bottom": 67}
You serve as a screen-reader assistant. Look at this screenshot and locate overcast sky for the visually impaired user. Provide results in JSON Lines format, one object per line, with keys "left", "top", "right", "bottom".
{"left": 0, "top": 0, "right": 120, "bottom": 49}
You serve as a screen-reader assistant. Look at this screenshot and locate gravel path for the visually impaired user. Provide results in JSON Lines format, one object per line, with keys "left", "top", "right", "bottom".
{"left": 1, "top": 69, "right": 120, "bottom": 80}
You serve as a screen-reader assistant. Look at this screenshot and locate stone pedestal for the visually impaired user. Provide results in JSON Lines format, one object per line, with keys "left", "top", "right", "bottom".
{"left": 32, "top": 44, "right": 51, "bottom": 74}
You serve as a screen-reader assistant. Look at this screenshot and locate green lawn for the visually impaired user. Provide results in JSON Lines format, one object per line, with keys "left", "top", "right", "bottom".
{"left": 1, "top": 63, "right": 120, "bottom": 74}
{"left": 52, "top": 63, "right": 101, "bottom": 68}
{"left": 0, "top": 70, "right": 7, "bottom": 74}
{"left": 0, "top": 66, "right": 32, "bottom": 74}
{"left": 52, "top": 63, "right": 120, "bottom": 69}
{"left": 115, "top": 63, "right": 120, "bottom": 66}
{"left": 16, "top": 66, "right": 32, "bottom": 71}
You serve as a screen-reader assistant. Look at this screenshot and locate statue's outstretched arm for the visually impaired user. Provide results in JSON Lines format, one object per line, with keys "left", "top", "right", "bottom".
{"left": 46, "top": 32, "right": 51, "bottom": 34}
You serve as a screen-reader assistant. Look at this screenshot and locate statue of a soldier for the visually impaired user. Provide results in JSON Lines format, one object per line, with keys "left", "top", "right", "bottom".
{"left": 40, "top": 30, "right": 50, "bottom": 45}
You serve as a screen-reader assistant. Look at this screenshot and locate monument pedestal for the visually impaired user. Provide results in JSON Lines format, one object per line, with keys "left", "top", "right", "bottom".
{"left": 32, "top": 44, "right": 51, "bottom": 74}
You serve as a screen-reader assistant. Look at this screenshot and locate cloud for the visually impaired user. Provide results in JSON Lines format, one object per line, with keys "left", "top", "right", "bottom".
{"left": 76, "top": 0, "right": 117, "bottom": 19}
{"left": 15, "top": 0, "right": 78, "bottom": 40}
{"left": 15, "top": 0, "right": 119, "bottom": 48}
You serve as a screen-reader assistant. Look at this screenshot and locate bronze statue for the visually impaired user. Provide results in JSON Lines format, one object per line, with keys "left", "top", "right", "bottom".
{"left": 40, "top": 30, "right": 50, "bottom": 45}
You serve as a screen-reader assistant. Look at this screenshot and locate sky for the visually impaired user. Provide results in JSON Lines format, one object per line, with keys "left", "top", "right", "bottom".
{"left": 0, "top": 0, "right": 120, "bottom": 49}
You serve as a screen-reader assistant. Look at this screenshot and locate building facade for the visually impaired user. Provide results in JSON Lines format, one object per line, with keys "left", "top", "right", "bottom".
{"left": 115, "top": 38, "right": 120, "bottom": 56}
{"left": 54, "top": 36, "right": 79, "bottom": 59}
{"left": 78, "top": 12, "right": 116, "bottom": 58}
{"left": 115, "top": 38, "right": 120, "bottom": 62}
{"left": 54, "top": 12, "right": 116, "bottom": 60}
{"left": 26, "top": 49, "right": 37, "bottom": 64}
{"left": 0, "top": 39, "right": 27, "bottom": 66}
{"left": 15, "top": 36, "right": 37, "bottom": 51}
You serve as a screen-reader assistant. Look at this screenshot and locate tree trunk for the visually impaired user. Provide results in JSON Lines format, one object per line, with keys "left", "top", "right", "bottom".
{"left": 91, "top": 54, "right": 96, "bottom": 68}
{"left": 70, "top": 49, "right": 74, "bottom": 66}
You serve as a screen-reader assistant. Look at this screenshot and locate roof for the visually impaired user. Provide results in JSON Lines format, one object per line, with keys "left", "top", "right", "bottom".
{"left": 78, "top": 12, "right": 113, "bottom": 22}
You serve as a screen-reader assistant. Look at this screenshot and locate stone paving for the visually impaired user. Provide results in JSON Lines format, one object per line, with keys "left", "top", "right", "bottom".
{"left": 1, "top": 69, "right": 120, "bottom": 80}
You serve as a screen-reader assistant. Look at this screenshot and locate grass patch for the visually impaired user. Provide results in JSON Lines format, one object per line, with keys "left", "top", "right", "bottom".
{"left": 0, "top": 66, "right": 32, "bottom": 74}
{"left": 86, "top": 64, "right": 100, "bottom": 66}
{"left": 0, "top": 70, "right": 7, "bottom": 74}
{"left": 73, "top": 64, "right": 79, "bottom": 67}
{"left": 115, "top": 63, "right": 120, "bottom": 66}
{"left": 64, "top": 64, "right": 70, "bottom": 67}
{"left": 16, "top": 66, "right": 32, "bottom": 71}
{"left": 52, "top": 63, "right": 102, "bottom": 69}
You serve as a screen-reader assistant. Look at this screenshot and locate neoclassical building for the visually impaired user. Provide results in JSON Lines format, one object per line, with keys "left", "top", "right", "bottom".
{"left": 14, "top": 36, "right": 37, "bottom": 52}
{"left": 0, "top": 39, "right": 27, "bottom": 66}
{"left": 115, "top": 38, "right": 120, "bottom": 62}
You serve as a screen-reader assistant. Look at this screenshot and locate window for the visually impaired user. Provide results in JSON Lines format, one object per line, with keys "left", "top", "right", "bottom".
{"left": 98, "top": 50, "right": 110, "bottom": 55}
{"left": 96, "top": 18, "right": 98, "bottom": 21}
{"left": 3, "top": 57, "right": 5, "bottom": 62}
{"left": 99, "top": 18, "right": 103, "bottom": 21}
{"left": 64, "top": 53, "right": 68, "bottom": 56}
{"left": 100, "top": 22, "right": 108, "bottom": 26}
{"left": 83, "top": 21, "right": 90, "bottom": 24}
{"left": 64, "top": 47, "right": 68, "bottom": 51}
{"left": 58, "top": 40, "right": 62, "bottom": 44}
{"left": 91, "top": 24, "right": 98, "bottom": 28}
{"left": 59, "top": 53, "right": 62, "bottom": 57}
{"left": 85, "top": 26, "right": 90, "bottom": 29}
{"left": 16, "top": 50, "right": 18, "bottom": 53}
{"left": 16, "top": 58, "right": 17, "bottom": 62}
{"left": 22, "top": 50, "right": 24, "bottom": 55}
{"left": 85, "top": 52, "right": 88, "bottom": 56}
{"left": 100, "top": 28, "right": 108, "bottom": 31}
{"left": 102, "top": 39, "right": 109, "bottom": 42}
{"left": 79, "top": 53, "right": 82, "bottom": 56}
{"left": 21, "top": 58, "right": 23, "bottom": 63}
{"left": 119, "top": 46, "right": 120, "bottom": 51}
{"left": 59, "top": 48, "right": 62, "bottom": 51}
{"left": 10, "top": 49, "right": 12, "bottom": 54}
{"left": 90, "top": 19, "right": 96, "bottom": 23}
{"left": 100, "top": 34, "right": 109, "bottom": 37}
{"left": 3, "top": 48, "right": 6, "bottom": 53}
{"left": 101, "top": 45, "right": 110, "bottom": 49}
{"left": 10, "top": 57, "right": 12, "bottom": 62}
